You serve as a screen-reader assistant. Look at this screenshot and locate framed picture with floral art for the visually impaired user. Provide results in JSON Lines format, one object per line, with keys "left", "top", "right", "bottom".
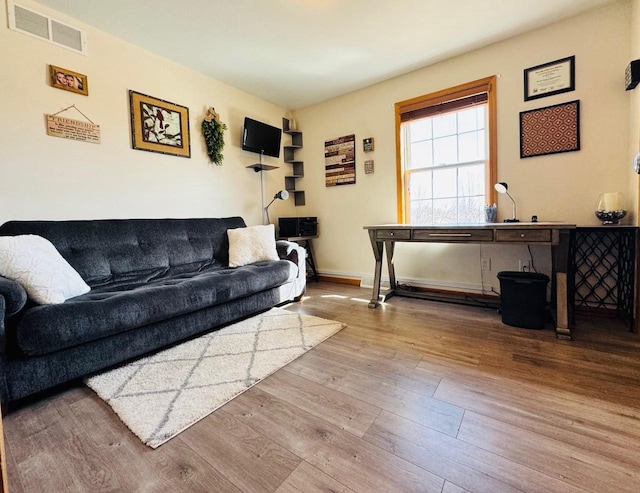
{"left": 129, "top": 90, "right": 191, "bottom": 158}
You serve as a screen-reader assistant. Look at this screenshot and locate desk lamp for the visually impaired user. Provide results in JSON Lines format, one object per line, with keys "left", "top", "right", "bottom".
{"left": 494, "top": 182, "right": 520, "bottom": 222}
{"left": 265, "top": 190, "right": 289, "bottom": 224}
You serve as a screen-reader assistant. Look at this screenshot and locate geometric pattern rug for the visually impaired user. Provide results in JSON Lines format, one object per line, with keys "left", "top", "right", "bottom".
{"left": 85, "top": 307, "right": 345, "bottom": 448}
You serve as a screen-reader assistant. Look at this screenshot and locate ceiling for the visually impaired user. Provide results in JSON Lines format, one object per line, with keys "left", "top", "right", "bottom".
{"left": 35, "top": 0, "right": 618, "bottom": 110}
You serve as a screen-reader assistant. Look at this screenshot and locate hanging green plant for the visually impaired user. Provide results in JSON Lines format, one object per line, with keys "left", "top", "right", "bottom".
{"left": 202, "top": 107, "right": 227, "bottom": 165}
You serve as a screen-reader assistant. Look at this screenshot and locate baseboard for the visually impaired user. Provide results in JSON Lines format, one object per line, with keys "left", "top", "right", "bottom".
{"left": 315, "top": 269, "right": 367, "bottom": 286}
{"left": 316, "top": 271, "right": 497, "bottom": 299}
{"left": 316, "top": 275, "right": 360, "bottom": 286}
{"left": 359, "top": 274, "right": 488, "bottom": 295}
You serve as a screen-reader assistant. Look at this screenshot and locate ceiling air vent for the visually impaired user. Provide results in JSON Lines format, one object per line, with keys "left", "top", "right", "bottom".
{"left": 7, "top": 1, "right": 87, "bottom": 55}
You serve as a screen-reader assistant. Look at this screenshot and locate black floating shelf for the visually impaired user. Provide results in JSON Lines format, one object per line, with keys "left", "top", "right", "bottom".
{"left": 246, "top": 164, "right": 279, "bottom": 172}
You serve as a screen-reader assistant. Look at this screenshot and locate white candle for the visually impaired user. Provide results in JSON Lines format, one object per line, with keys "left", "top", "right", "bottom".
{"left": 601, "top": 192, "right": 621, "bottom": 211}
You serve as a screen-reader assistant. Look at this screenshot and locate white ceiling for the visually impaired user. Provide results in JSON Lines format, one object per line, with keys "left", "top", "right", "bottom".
{"left": 35, "top": 0, "right": 617, "bottom": 109}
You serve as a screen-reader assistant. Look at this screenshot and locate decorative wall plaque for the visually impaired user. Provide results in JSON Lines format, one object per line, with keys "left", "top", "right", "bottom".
{"left": 520, "top": 100, "right": 580, "bottom": 158}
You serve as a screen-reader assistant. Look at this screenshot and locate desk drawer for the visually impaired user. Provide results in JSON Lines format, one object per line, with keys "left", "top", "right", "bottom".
{"left": 496, "top": 229, "right": 551, "bottom": 242}
{"left": 376, "top": 229, "right": 411, "bottom": 240}
{"left": 412, "top": 229, "right": 494, "bottom": 242}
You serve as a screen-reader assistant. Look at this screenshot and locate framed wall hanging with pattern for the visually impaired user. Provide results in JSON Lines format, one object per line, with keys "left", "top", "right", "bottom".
{"left": 129, "top": 90, "right": 191, "bottom": 158}
{"left": 519, "top": 100, "right": 580, "bottom": 159}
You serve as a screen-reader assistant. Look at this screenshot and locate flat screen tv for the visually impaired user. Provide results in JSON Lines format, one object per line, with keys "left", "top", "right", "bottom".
{"left": 242, "top": 117, "right": 282, "bottom": 158}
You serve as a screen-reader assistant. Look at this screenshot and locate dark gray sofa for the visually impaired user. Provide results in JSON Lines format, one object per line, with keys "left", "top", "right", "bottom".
{"left": 0, "top": 217, "right": 306, "bottom": 403}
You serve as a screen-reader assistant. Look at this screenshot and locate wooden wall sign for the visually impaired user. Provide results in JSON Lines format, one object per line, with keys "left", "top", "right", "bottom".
{"left": 325, "top": 134, "right": 356, "bottom": 186}
{"left": 46, "top": 114, "right": 100, "bottom": 144}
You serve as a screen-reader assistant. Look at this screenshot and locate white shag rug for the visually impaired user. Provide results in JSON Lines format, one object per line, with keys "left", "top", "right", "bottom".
{"left": 85, "top": 307, "right": 345, "bottom": 448}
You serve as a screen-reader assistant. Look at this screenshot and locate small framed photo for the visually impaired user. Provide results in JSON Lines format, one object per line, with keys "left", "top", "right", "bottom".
{"left": 129, "top": 90, "right": 191, "bottom": 158}
{"left": 364, "top": 160, "right": 374, "bottom": 174}
{"left": 363, "top": 137, "right": 374, "bottom": 152}
{"left": 524, "top": 56, "right": 575, "bottom": 101}
{"left": 50, "top": 65, "right": 88, "bottom": 96}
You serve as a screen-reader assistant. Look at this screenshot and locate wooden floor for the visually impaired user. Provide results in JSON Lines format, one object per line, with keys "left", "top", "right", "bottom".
{"left": 4, "top": 282, "right": 640, "bottom": 492}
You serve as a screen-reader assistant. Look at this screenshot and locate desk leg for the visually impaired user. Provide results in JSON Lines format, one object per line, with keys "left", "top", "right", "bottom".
{"left": 368, "top": 230, "right": 384, "bottom": 308}
{"left": 385, "top": 240, "right": 397, "bottom": 290}
{"left": 554, "top": 229, "right": 572, "bottom": 340}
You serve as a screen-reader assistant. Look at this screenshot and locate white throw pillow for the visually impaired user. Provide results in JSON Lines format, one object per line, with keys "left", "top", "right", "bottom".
{"left": 0, "top": 235, "right": 90, "bottom": 304}
{"left": 228, "top": 224, "right": 279, "bottom": 267}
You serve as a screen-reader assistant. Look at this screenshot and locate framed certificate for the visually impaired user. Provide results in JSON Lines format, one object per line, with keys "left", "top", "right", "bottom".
{"left": 524, "top": 56, "right": 575, "bottom": 101}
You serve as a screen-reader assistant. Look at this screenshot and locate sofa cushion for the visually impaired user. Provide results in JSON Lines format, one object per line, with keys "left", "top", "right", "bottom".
{"left": 228, "top": 224, "right": 279, "bottom": 267}
{"left": 15, "top": 260, "right": 294, "bottom": 356}
{"left": 0, "top": 235, "right": 90, "bottom": 304}
{"left": 0, "top": 218, "right": 247, "bottom": 288}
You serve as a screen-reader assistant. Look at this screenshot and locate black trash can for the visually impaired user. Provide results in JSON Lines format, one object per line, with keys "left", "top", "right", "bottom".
{"left": 497, "top": 271, "right": 549, "bottom": 329}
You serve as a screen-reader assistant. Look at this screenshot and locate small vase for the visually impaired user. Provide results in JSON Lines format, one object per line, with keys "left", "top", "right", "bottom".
{"left": 595, "top": 192, "right": 627, "bottom": 225}
{"left": 484, "top": 203, "right": 497, "bottom": 223}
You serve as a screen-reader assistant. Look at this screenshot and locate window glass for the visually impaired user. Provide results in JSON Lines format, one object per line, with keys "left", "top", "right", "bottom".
{"left": 409, "top": 140, "right": 433, "bottom": 168}
{"left": 408, "top": 170, "right": 432, "bottom": 199}
{"left": 410, "top": 119, "right": 432, "bottom": 141}
{"left": 432, "top": 168, "right": 457, "bottom": 198}
{"left": 458, "top": 132, "right": 481, "bottom": 163}
{"left": 432, "top": 113, "right": 457, "bottom": 138}
{"left": 458, "top": 164, "right": 484, "bottom": 196}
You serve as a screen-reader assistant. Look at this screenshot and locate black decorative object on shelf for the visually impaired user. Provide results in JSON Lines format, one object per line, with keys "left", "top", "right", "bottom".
{"left": 625, "top": 59, "right": 640, "bottom": 91}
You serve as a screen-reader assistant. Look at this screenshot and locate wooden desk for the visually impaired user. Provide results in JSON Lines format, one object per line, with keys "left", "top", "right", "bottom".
{"left": 364, "top": 222, "right": 576, "bottom": 340}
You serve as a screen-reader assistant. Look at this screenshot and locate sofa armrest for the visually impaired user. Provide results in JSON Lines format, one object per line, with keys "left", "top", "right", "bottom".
{"left": 277, "top": 240, "right": 301, "bottom": 265}
{"left": 0, "top": 277, "right": 23, "bottom": 370}
{"left": 0, "top": 276, "right": 27, "bottom": 318}
{"left": 277, "top": 240, "right": 307, "bottom": 277}
{"left": 276, "top": 240, "right": 306, "bottom": 301}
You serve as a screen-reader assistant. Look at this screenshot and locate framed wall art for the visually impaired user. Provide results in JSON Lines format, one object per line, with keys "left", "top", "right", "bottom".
{"left": 129, "top": 90, "right": 191, "bottom": 158}
{"left": 523, "top": 56, "right": 575, "bottom": 101}
{"left": 520, "top": 100, "right": 580, "bottom": 158}
{"left": 50, "top": 65, "right": 88, "bottom": 96}
{"left": 325, "top": 134, "right": 356, "bottom": 186}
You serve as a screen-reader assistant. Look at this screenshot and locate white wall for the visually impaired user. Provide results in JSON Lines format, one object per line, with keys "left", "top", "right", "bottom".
{"left": 1, "top": 1, "right": 635, "bottom": 295}
{"left": 0, "top": 0, "right": 295, "bottom": 225}
{"left": 294, "top": 1, "right": 633, "bottom": 293}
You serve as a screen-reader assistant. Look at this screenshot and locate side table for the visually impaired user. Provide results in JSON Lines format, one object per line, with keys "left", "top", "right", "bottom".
{"left": 570, "top": 226, "right": 637, "bottom": 331}
{"left": 279, "top": 235, "right": 318, "bottom": 282}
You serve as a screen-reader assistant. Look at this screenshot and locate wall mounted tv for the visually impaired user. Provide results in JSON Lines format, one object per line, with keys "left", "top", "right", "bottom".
{"left": 242, "top": 117, "right": 282, "bottom": 158}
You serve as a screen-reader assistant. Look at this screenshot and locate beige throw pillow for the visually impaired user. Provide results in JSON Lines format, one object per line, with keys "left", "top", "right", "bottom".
{"left": 228, "top": 224, "right": 279, "bottom": 267}
{"left": 0, "top": 235, "right": 90, "bottom": 304}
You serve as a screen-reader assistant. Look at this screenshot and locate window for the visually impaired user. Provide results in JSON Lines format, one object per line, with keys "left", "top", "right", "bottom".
{"left": 395, "top": 76, "right": 497, "bottom": 224}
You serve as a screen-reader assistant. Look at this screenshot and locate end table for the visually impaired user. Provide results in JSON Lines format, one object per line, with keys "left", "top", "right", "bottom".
{"left": 278, "top": 235, "right": 318, "bottom": 282}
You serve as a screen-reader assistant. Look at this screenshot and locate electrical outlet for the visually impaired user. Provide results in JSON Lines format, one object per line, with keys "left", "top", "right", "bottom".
{"left": 519, "top": 259, "right": 531, "bottom": 272}
{"left": 481, "top": 258, "right": 491, "bottom": 271}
